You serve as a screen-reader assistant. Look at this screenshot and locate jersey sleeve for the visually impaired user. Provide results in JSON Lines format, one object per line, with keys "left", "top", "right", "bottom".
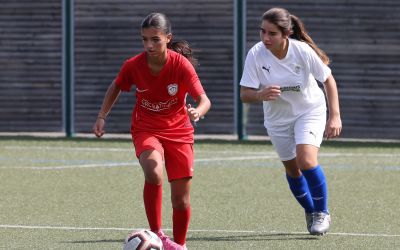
{"left": 303, "top": 44, "right": 331, "bottom": 83}
{"left": 114, "top": 60, "right": 135, "bottom": 92}
{"left": 181, "top": 58, "right": 205, "bottom": 100}
{"left": 240, "top": 47, "right": 261, "bottom": 89}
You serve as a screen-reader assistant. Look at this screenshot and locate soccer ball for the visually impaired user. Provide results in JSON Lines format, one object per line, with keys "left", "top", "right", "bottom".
{"left": 123, "top": 229, "right": 164, "bottom": 250}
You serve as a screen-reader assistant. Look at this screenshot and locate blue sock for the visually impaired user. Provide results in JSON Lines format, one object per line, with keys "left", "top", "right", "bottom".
{"left": 302, "top": 165, "right": 328, "bottom": 213}
{"left": 286, "top": 174, "right": 314, "bottom": 213}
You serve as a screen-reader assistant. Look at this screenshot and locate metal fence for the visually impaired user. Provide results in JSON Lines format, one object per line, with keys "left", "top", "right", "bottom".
{"left": 1, "top": 0, "right": 399, "bottom": 139}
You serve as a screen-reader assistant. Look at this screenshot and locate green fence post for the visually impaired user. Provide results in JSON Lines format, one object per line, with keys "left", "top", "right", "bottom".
{"left": 62, "top": 0, "right": 75, "bottom": 137}
{"left": 234, "top": 0, "right": 246, "bottom": 140}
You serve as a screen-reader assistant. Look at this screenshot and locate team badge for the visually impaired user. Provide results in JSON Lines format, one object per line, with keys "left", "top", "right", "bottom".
{"left": 167, "top": 83, "right": 178, "bottom": 96}
{"left": 293, "top": 64, "right": 301, "bottom": 74}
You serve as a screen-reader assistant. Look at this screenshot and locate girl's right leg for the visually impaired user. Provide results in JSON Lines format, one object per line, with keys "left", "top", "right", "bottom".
{"left": 139, "top": 149, "right": 164, "bottom": 232}
{"left": 133, "top": 132, "right": 165, "bottom": 233}
{"left": 282, "top": 158, "right": 315, "bottom": 214}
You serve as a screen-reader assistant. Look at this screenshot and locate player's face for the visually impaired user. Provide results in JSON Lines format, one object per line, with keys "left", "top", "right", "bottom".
{"left": 260, "top": 20, "right": 288, "bottom": 52}
{"left": 141, "top": 27, "right": 172, "bottom": 57}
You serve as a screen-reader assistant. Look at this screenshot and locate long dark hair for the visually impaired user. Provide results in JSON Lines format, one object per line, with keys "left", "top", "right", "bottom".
{"left": 262, "top": 8, "right": 330, "bottom": 65}
{"left": 141, "top": 13, "right": 198, "bottom": 67}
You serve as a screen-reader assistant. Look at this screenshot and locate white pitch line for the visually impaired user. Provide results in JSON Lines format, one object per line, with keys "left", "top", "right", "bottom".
{"left": 1, "top": 153, "right": 400, "bottom": 170}
{"left": 0, "top": 162, "right": 138, "bottom": 170}
{"left": 2, "top": 146, "right": 133, "bottom": 152}
{"left": 0, "top": 224, "right": 399, "bottom": 238}
{"left": 195, "top": 155, "right": 277, "bottom": 162}
{"left": 0, "top": 156, "right": 277, "bottom": 170}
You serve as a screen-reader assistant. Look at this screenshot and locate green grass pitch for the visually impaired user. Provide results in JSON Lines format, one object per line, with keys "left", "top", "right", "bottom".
{"left": 0, "top": 137, "right": 399, "bottom": 249}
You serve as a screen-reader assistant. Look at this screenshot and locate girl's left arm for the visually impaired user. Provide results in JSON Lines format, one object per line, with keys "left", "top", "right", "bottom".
{"left": 187, "top": 94, "right": 211, "bottom": 122}
{"left": 323, "top": 74, "right": 342, "bottom": 139}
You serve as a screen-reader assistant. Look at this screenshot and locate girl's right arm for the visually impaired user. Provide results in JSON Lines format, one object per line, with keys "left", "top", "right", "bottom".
{"left": 240, "top": 86, "right": 281, "bottom": 103}
{"left": 93, "top": 80, "right": 121, "bottom": 137}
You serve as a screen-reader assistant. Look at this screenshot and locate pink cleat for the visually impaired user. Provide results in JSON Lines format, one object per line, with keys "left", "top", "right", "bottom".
{"left": 154, "top": 230, "right": 187, "bottom": 250}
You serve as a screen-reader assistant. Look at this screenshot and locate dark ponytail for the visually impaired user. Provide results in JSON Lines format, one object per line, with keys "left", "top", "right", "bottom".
{"left": 141, "top": 13, "right": 198, "bottom": 67}
{"left": 168, "top": 40, "right": 198, "bottom": 67}
{"left": 290, "top": 15, "right": 330, "bottom": 65}
{"left": 262, "top": 8, "right": 330, "bottom": 65}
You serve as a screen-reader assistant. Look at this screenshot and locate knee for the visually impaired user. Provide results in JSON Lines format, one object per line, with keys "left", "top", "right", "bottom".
{"left": 145, "top": 175, "right": 163, "bottom": 185}
{"left": 296, "top": 145, "right": 319, "bottom": 169}
{"left": 283, "top": 159, "right": 302, "bottom": 177}
{"left": 140, "top": 160, "right": 163, "bottom": 185}
{"left": 286, "top": 167, "right": 302, "bottom": 178}
{"left": 296, "top": 156, "right": 317, "bottom": 170}
{"left": 171, "top": 194, "right": 190, "bottom": 210}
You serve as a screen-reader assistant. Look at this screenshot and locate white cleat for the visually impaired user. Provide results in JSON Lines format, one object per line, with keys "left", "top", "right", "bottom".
{"left": 310, "top": 212, "right": 331, "bottom": 235}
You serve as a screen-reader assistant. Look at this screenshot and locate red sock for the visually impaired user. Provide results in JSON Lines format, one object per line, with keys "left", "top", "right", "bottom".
{"left": 143, "top": 182, "right": 162, "bottom": 232}
{"left": 173, "top": 206, "right": 191, "bottom": 245}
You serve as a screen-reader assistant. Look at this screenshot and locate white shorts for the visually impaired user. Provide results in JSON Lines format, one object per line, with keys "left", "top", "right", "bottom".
{"left": 267, "top": 110, "right": 326, "bottom": 161}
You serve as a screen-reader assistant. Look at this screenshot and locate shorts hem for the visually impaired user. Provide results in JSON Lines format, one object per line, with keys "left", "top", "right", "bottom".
{"left": 168, "top": 175, "right": 193, "bottom": 182}
{"left": 135, "top": 146, "right": 163, "bottom": 159}
{"left": 279, "top": 154, "right": 297, "bottom": 161}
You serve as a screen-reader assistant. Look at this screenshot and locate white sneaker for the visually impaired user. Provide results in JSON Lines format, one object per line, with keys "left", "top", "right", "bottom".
{"left": 310, "top": 212, "right": 331, "bottom": 235}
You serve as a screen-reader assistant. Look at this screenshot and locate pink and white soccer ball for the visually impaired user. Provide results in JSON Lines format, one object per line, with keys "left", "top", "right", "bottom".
{"left": 123, "top": 229, "right": 164, "bottom": 250}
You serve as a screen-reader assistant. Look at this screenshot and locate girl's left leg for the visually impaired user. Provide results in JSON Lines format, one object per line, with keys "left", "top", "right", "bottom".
{"left": 282, "top": 158, "right": 315, "bottom": 233}
{"left": 296, "top": 145, "right": 328, "bottom": 213}
{"left": 163, "top": 142, "right": 193, "bottom": 249}
{"left": 297, "top": 144, "right": 330, "bottom": 235}
{"left": 269, "top": 127, "right": 315, "bottom": 232}
{"left": 170, "top": 178, "right": 191, "bottom": 246}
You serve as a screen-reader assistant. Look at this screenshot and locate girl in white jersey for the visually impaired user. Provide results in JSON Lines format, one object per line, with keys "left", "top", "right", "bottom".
{"left": 240, "top": 7, "right": 342, "bottom": 235}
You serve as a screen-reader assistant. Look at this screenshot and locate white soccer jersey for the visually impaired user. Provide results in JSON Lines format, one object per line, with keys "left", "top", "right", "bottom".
{"left": 240, "top": 39, "right": 331, "bottom": 128}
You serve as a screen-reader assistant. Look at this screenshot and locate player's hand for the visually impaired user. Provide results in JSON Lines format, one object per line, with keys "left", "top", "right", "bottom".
{"left": 186, "top": 104, "right": 200, "bottom": 122}
{"left": 93, "top": 118, "right": 105, "bottom": 138}
{"left": 325, "top": 115, "right": 342, "bottom": 139}
{"left": 256, "top": 86, "right": 281, "bottom": 101}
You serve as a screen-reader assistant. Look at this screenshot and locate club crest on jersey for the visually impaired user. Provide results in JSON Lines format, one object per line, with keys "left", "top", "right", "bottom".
{"left": 293, "top": 64, "right": 301, "bottom": 74}
{"left": 167, "top": 83, "right": 178, "bottom": 96}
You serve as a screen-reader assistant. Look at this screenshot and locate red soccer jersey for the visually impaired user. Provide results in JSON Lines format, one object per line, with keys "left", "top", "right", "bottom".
{"left": 115, "top": 50, "right": 205, "bottom": 143}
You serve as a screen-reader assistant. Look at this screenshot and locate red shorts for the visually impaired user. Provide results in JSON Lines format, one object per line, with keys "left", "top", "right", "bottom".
{"left": 132, "top": 132, "right": 194, "bottom": 181}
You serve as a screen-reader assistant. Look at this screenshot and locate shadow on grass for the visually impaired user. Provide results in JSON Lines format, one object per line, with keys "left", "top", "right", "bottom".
{"left": 60, "top": 238, "right": 124, "bottom": 244}
{"left": 62, "top": 233, "right": 319, "bottom": 245}
{"left": 187, "top": 232, "right": 320, "bottom": 242}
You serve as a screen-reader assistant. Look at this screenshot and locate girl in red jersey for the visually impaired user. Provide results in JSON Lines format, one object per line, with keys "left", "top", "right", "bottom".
{"left": 93, "top": 13, "right": 211, "bottom": 250}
